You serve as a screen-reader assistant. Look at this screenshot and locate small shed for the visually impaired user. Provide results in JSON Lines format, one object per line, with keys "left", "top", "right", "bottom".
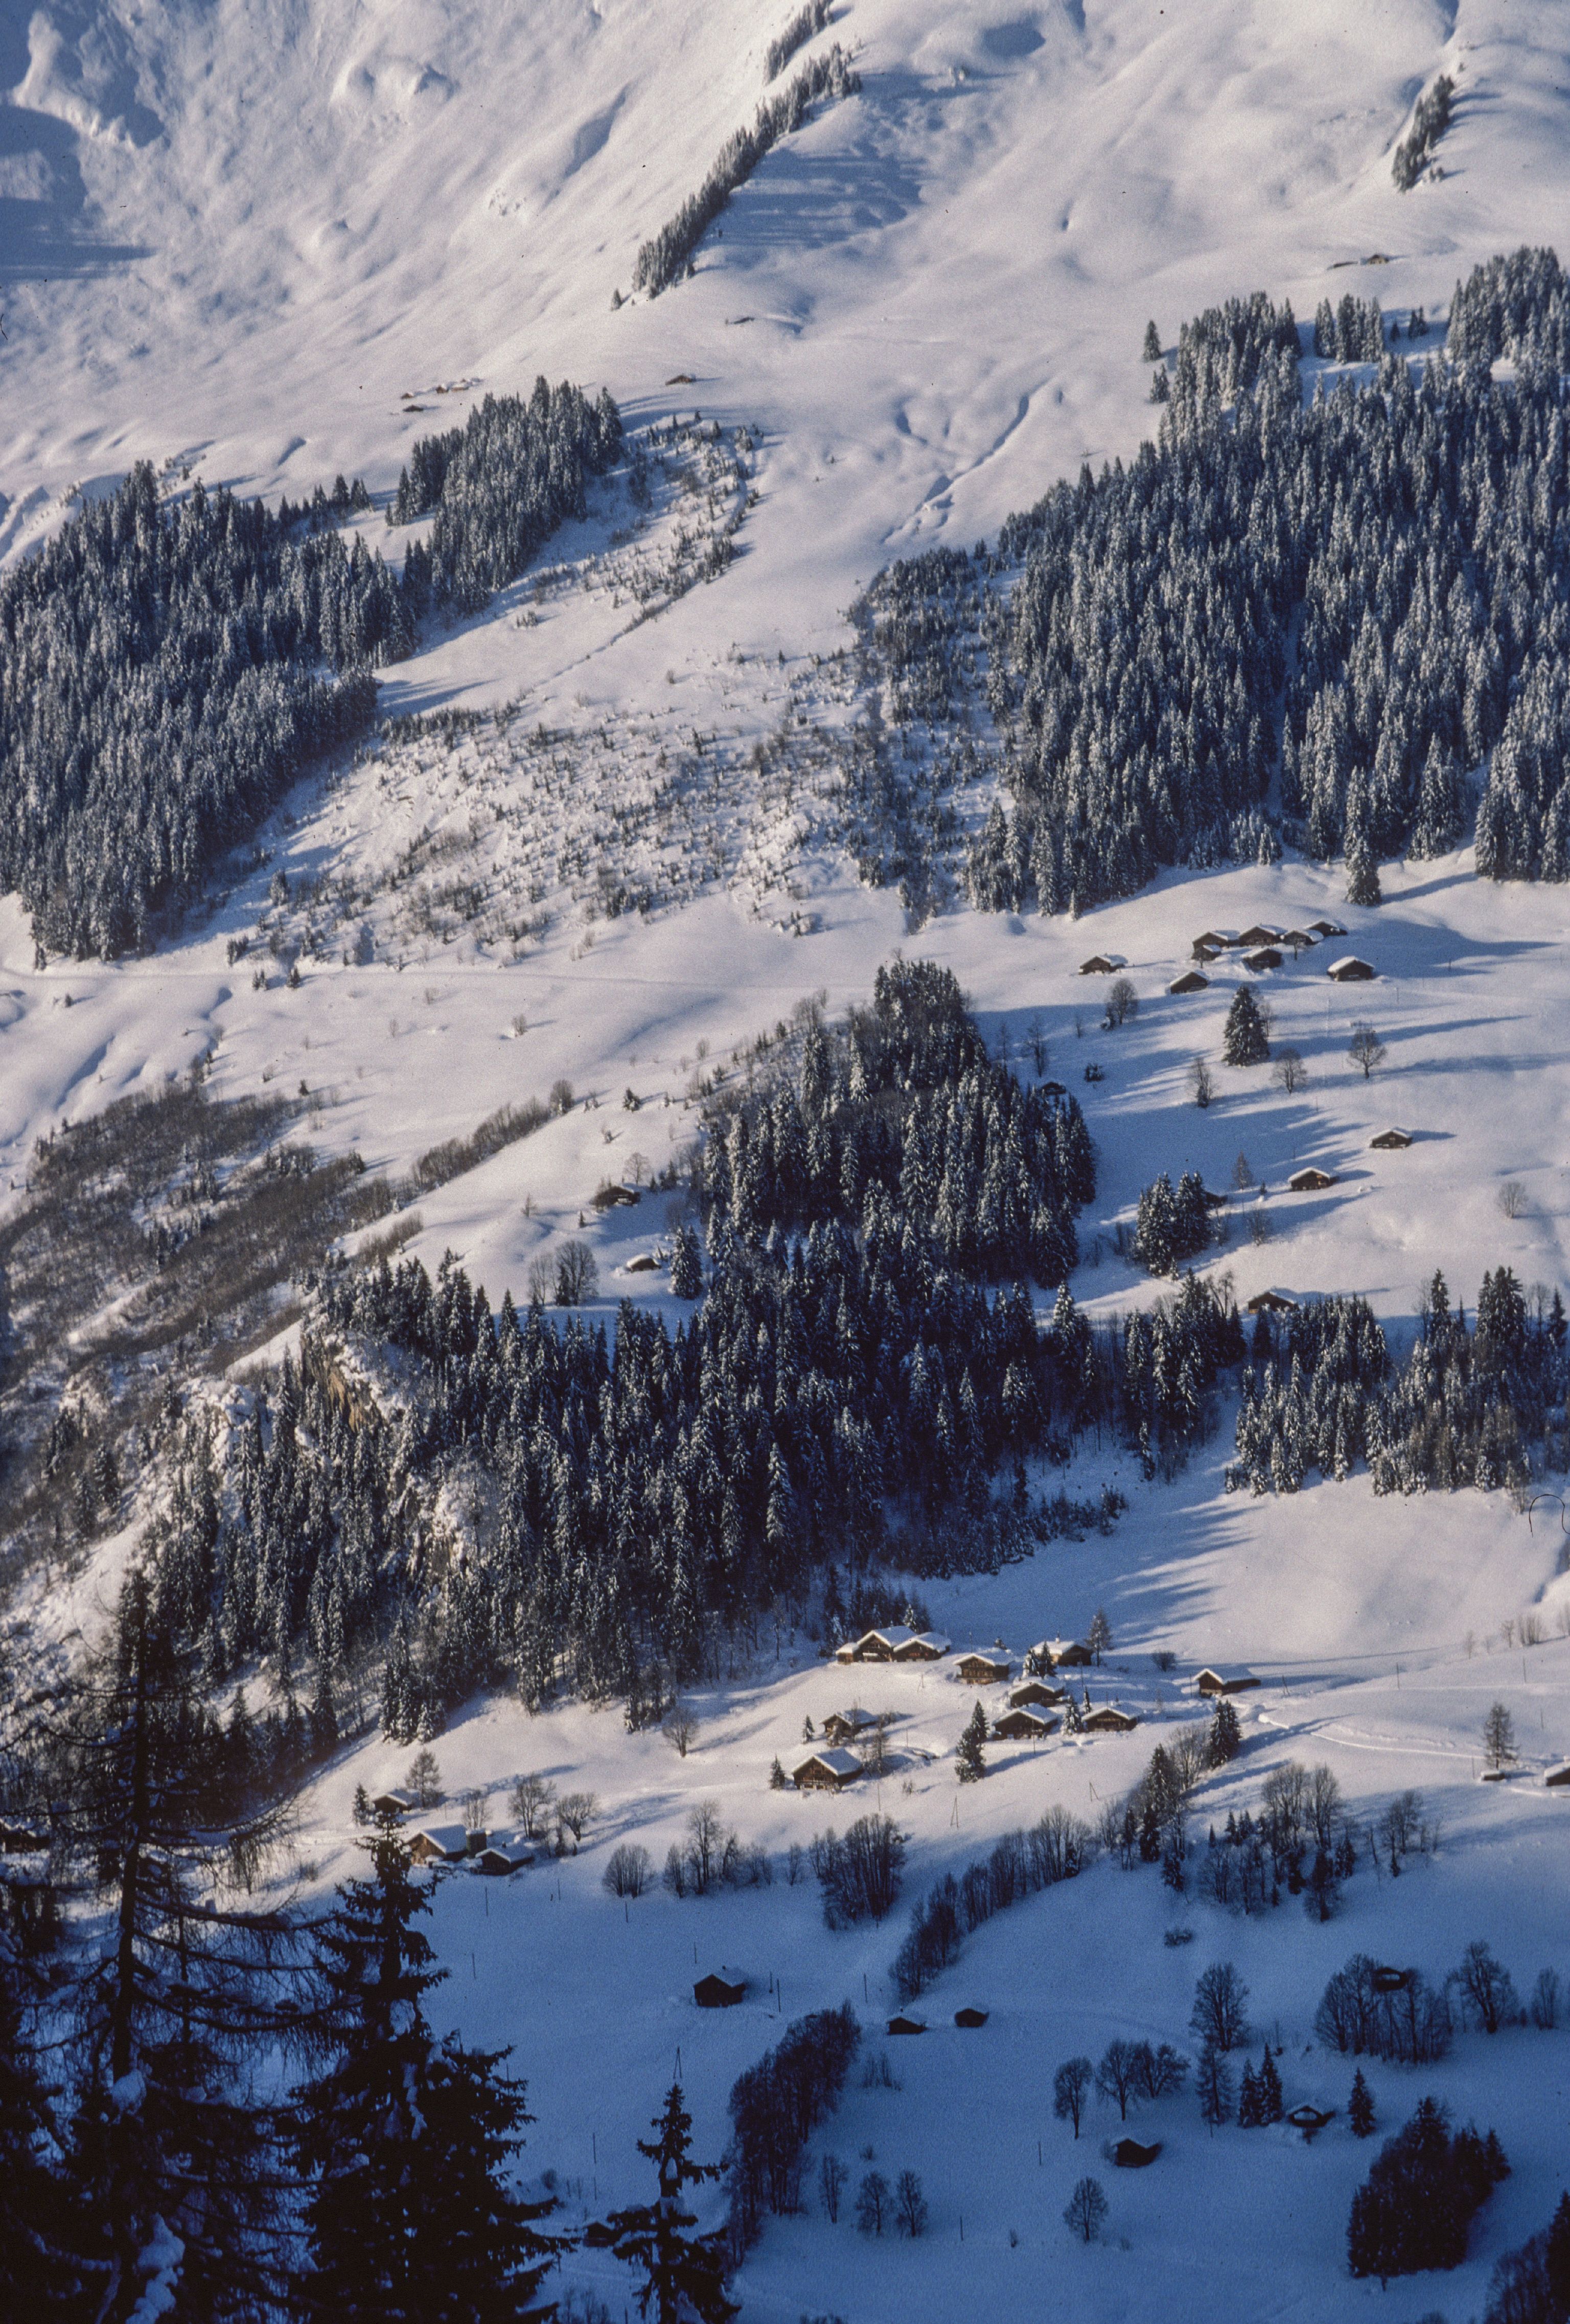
{"left": 1288, "top": 1166, "right": 1338, "bottom": 1192}
{"left": 1237, "top": 924, "right": 1284, "bottom": 948}
{"left": 993, "top": 1705, "right": 1058, "bottom": 1742}
{"left": 1078, "top": 953, "right": 1127, "bottom": 975}
{"left": 695, "top": 1973, "right": 747, "bottom": 2009}
{"left": 1243, "top": 947, "right": 1283, "bottom": 972}
{"left": 625, "top": 1252, "right": 660, "bottom": 1273}
{"left": 408, "top": 1823, "right": 469, "bottom": 1864}
{"left": 1082, "top": 1706, "right": 1139, "bottom": 1735}
{"left": 892, "top": 1631, "right": 951, "bottom": 1661}
{"left": 1544, "top": 1761, "right": 1570, "bottom": 1789}
{"left": 792, "top": 1748, "right": 863, "bottom": 1791}
{"left": 1169, "top": 970, "right": 1209, "bottom": 995}
{"left": 589, "top": 1181, "right": 641, "bottom": 1210}
{"left": 887, "top": 2015, "right": 927, "bottom": 2036}
{"left": 474, "top": 1832, "right": 534, "bottom": 1876}
{"left": 1195, "top": 1668, "right": 1260, "bottom": 1697}
{"left": 1040, "top": 1079, "right": 1068, "bottom": 1097}
{"left": 1370, "top": 1964, "right": 1413, "bottom": 1994}
{"left": 1370, "top": 1128, "right": 1414, "bottom": 1150}
{"left": 1009, "top": 1678, "right": 1067, "bottom": 1709}
{"left": 823, "top": 1707, "right": 880, "bottom": 1746}
{"left": 1245, "top": 1290, "right": 1298, "bottom": 1315}
{"left": 1288, "top": 2105, "right": 1335, "bottom": 2138}
{"left": 1326, "top": 955, "right": 1376, "bottom": 982}
{"left": 1112, "top": 2138, "right": 1162, "bottom": 2168}
{"left": 370, "top": 1787, "right": 418, "bottom": 1818}
{"left": 1309, "top": 919, "right": 1346, "bottom": 938}
{"left": 956, "top": 1652, "right": 1012, "bottom": 1686}
{"left": 954, "top": 2007, "right": 989, "bottom": 2029}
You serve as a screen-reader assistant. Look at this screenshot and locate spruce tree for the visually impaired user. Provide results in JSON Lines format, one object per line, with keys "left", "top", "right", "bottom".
{"left": 606, "top": 2083, "right": 735, "bottom": 2323}
{"left": 1142, "top": 320, "right": 1162, "bottom": 362}
{"left": 956, "top": 1701, "right": 988, "bottom": 1783}
{"left": 1207, "top": 1698, "right": 1242, "bottom": 1766}
{"left": 1257, "top": 2047, "right": 1283, "bottom": 2123}
{"left": 50, "top": 1571, "right": 299, "bottom": 2323}
{"left": 1349, "top": 2067, "right": 1376, "bottom": 2137}
{"left": 289, "top": 1812, "right": 557, "bottom": 2319}
{"left": 1237, "top": 2059, "right": 1260, "bottom": 2127}
{"left": 0, "top": 1931, "right": 84, "bottom": 2314}
{"left": 1221, "top": 987, "right": 1269, "bottom": 1066}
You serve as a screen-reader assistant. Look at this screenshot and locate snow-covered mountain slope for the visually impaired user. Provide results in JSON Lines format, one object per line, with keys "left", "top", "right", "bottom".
{"left": 7, "top": 3, "right": 1570, "bottom": 2318}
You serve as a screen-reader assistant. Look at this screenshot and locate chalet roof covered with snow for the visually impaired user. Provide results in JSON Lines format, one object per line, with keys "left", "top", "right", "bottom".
{"left": 1326, "top": 954, "right": 1376, "bottom": 981}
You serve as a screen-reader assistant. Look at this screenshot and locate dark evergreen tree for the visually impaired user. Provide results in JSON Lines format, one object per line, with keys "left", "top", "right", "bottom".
{"left": 1222, "top": 988, "right": 1269, "bottom": 1067}
{"left": 1348, "top": 2098, "right": 1509, "bottom": 2283}
{"left": 49, "top": 1571, "right": 299, "bottom": 2323}
{"left": 1142, "top": 320, "right": 1163, "bottom": 362}
{"left": 670, "top": 1225, "right": 703, "bottom": 1298}
{"left": 957, "top": 1700, "right": 988, "bottom": 1784}
{"left": 1349, "top": 2067, "right": 1376, "bottom": 2138}
{"left": 288, "top": 1813, "right": 557, "bottom": 2320}
{"left": 1207, "top": 1697, "right": 1242, "bottom": 1766}
{"left": 0, "top": 1931, "right": 85, "bottom": 2315}
{"left": 607, "top": 2084, "right": 735, "bottom": 2322}
{"left": 1256, "top": 2046, "right": 1283, "bottom": 2123}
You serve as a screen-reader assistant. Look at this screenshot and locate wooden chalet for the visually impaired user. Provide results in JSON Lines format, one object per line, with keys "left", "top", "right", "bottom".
{"left": 792, "top": 1747, "right": 863, "bottom": 1792}
{"left": 1282, "top": 929, "right": 1319, "bottom": 951}
{"left": 1081, "top": 1705, "right": 1139, "bottom": 1735}
{"left": 694, "top": 1973, "right": 747, "bottom": 2009}
{"left": 1040, "top": 1079, "right": 1068, "bottom": 1097}
{"left": 1309, "top": 919, "right": 1346, "bottom": 938}
{"left": 1370, "top": 1965, "right": 1413, "bottom": 1994}
{"left": 1288, "top": 2105, "right": 1335, "bottom": 2138}
{"left": 1544, "top": 1761, "right": 1570, "bottom": 1789}
{"left": 1194, "top": 929, "right": 1239, "bottom": 951}
{"left": 823, "top": 1707, "right": 880, "bottom": 1746}
{"left": 834, "top": 1623, "right": 949, "bottom": 1664}
{"left": 954, "top": 2007, "right": 989, "bottom": 2029}
{"left": 992, "top": 1705, "right": 1058, "bottom": 1742}
{"left": 1326, "top": 954, "right": 1376, "bottom": 982}
{"left": 1237, "top": 924, "right": 1284, "bottom": 948}
{"left": 1202, "top": 1188, "right": 1229, "bottom": 1210}
{"left": 1370, "top": 1128, "right": 1414, "bottom": 1150}
{"left": 955, "top": 1652, "right": 1012, "bottom": 1686}
{"left": 1195, "top": 1668, "right": 1260, "bottom": 1697}
{"left": 887, "top": 2015, "right": 926, "bottom": 2036}
{"left": 1008, "top": 1678, "right": 1067, "bottom": 1709}
{"left": 474, "top": 1832, "right": 534, "bottom": 1875}
{"left": 1242, "top": 947, "right": 1283, "bottom": 972}
{"left": 1245, "top": 1289, "right": 1297, "bottom": 1315}
{"left": 1168, "top": 970, "right": 1209, "bottom": 995}
{"left": 1031, "top": 1636, "right": 1092, "bottom": 1669}
{"left": 1288, "top": 1166, "right": 1338, "bottom": 1192}
{"left": 369, "top": 1786, "right": 418, "bottom": 1818}
{"left": 408, "top": 1822, "right": 469, "bottom": 1864}
{"left": 625, "top": 1251, "right": 660, "bottom": 1273}
{"left": 590, "top": 1181, "right": 641, "bottom": 1211}
{"left": 1077, "top": 952, "right": 1127, "bottom": 975}
{"left": 1112, "top": 2138, "right": 1162, "bottom": 2168}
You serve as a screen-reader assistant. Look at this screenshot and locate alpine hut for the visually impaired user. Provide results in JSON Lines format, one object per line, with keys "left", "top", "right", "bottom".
{"left": 956, "top": 1652, "right": 1012, "bottom": 1686}
{"left": 1168, "top": 970, "right": 1209, "bottom": 995}
{"left": 1195, "top": 1668, "right": 1261, "bottom": 1697}
{"left": 1370, "top": 1128, "right": 1414, "bottom": 1150}
{"left": 1288, "top": 1166, "right": 1338, "bottom": 1192}
{"left": 1077, "top": 953, "right": 1127, "bottom": 976}
{"left": 694, "top": 1973, "right": 747, "bottom": 2008}
{"left": 1326, "top": 955, "right": 1376, "bottom": 982}
{"left": 791, "top": 1747, "right": 863, "bottom": 1792}
{"left": 1081, "top": 1705, "right": 1140, "bottom": 1735}
{"left": 992, "top": 1705, "right": 1058, "bottom": 1742}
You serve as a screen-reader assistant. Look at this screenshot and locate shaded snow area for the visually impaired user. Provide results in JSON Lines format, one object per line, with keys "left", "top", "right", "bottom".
{"left": 6, "top": 0, "right": 1570, "bottom": 2318}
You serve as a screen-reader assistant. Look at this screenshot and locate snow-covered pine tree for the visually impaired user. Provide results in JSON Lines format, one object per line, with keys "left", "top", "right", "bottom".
{"left": 956, "top": 1701, "right": 988, "bottom": 1783}
{"left": 1222, "top": 987, "right": 1270, "bottom": 1067}
{"left": 606, "top": 2083, "right": 735, "bottom": 2323}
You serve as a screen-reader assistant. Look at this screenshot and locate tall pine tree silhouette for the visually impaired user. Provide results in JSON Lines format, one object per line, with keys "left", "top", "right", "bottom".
{"left": 607, "top": 2083, "right": 736, "bottom": 2323}
{"left": 289, "top": 1811, "right": 558, "bottom": 2319}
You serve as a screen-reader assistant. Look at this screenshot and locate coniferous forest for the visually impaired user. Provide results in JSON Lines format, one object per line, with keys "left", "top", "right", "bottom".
{"left": 142, "top": 964, "right": 1249, "bottom": 1735}
{"left": 0, "top": 381, "right": 621, "bottom": 961}
{"left": 869, "top": 249, "right": 1570, "bottom": 915}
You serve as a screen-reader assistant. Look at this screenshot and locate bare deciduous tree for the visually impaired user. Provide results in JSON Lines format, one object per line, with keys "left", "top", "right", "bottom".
{"left": 406, "top": 1748, "right": 443, "bottom": 1807}
{"left": 1347, "top": 1022, "right": 1387, "bottom": 1080}
{"left": 507, "top": 1771, "right": 556, "bottom": 1836}
{"left": 1273, "top": 1047, "right": 1308, "bottom": 1094}
{"left": 664, "top": 1702, "right": 698, "bottom": 1758}
{"left": 1063, "top": 2176, "right": 1107, "bottom": 2244}
{"left": 1104, "top": 976, "right": 1139, "bottom": 1029}
{"left": 1189, "top": 1057, "right": 1214, "bottom": 1109}
{"left": 1498, "top": 1179, "right": 1527, "bottom": 1219}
